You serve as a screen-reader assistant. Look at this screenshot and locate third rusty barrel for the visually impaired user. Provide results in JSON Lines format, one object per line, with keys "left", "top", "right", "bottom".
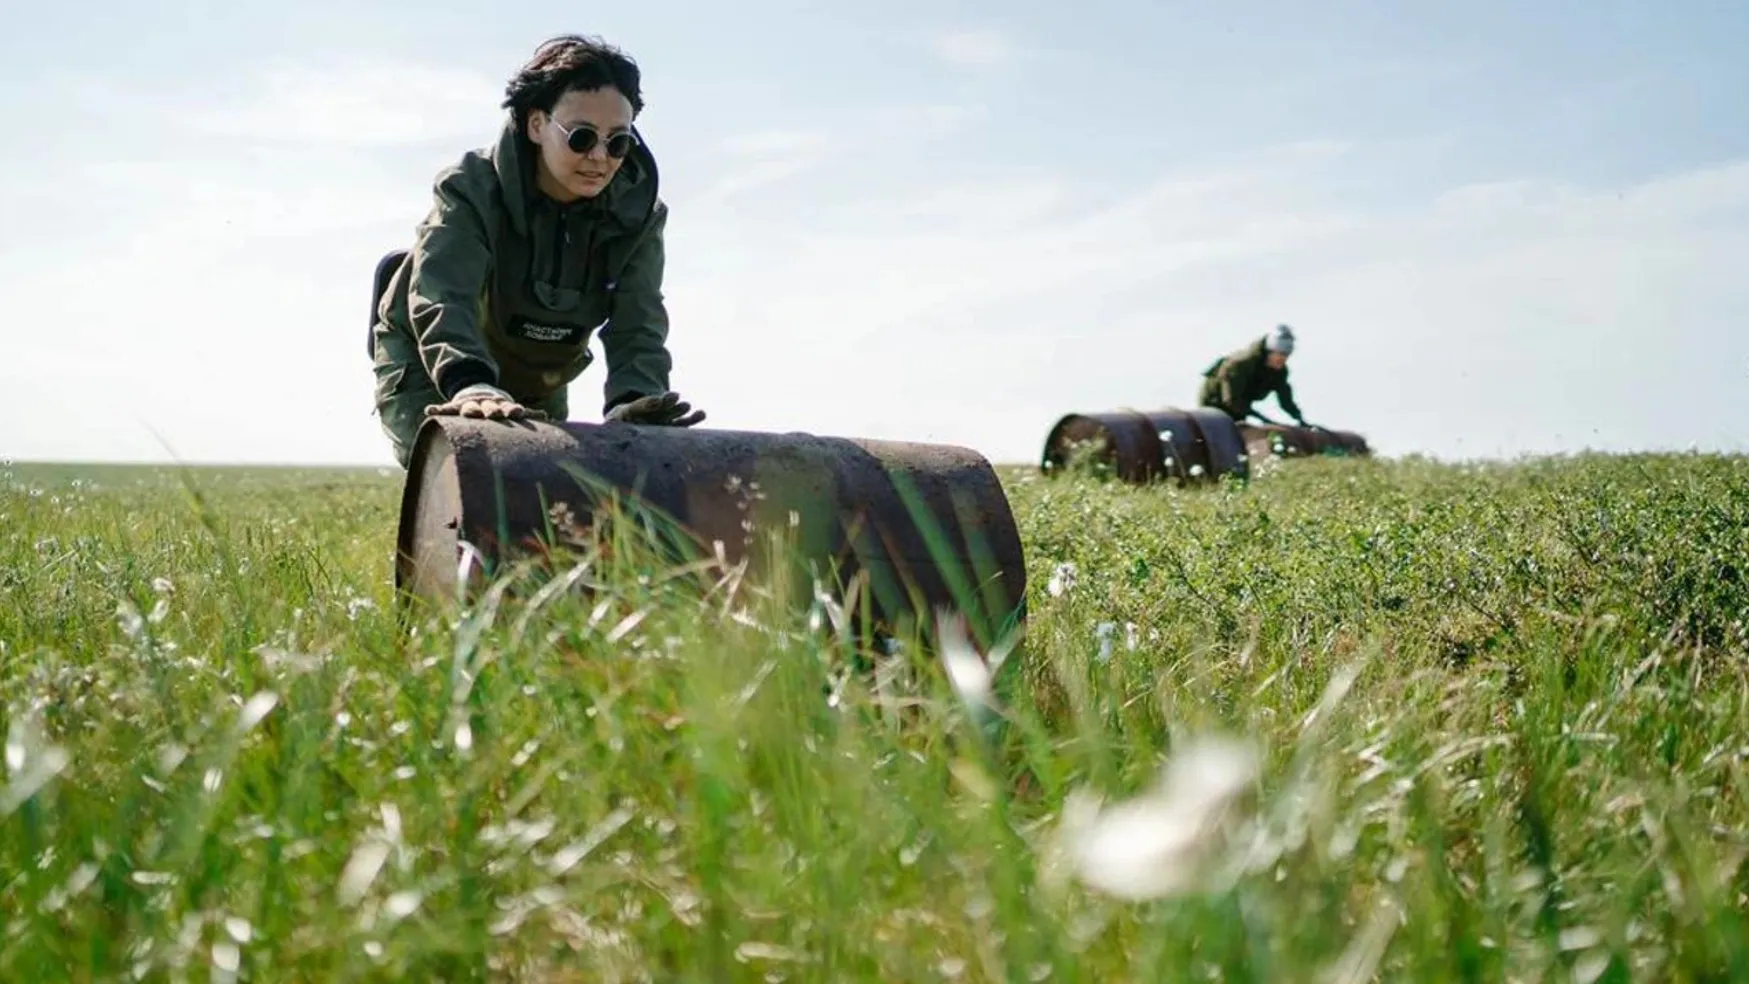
{"left": 1040, "top": 407, "right": 1251, "bottom": 486}
{"left": 1236, "top": 423, "right": 1373, "bottom": 461}
{"left": 397, "top": 416, "right": 1028, "bottom": 649}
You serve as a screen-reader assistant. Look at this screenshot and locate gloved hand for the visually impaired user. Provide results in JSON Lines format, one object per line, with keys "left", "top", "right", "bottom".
{"left": 424, "top": 383, "right": 548, "bottom": 422}
{"left": 605, "top": 391, "right": 706, "bottom": 427}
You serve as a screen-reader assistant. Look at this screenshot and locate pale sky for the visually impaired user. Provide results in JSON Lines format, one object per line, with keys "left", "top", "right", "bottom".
{"left": 3, "top": 0, "right": 1745, "bottom": 467}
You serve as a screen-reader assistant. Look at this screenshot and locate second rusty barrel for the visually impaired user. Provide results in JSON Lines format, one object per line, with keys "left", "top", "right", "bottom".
{"left": 397, "top": 416, "right": 1028, "bottom": 648}
{"left": 1040, "top": 407, "right": 1250, "bottom": 486}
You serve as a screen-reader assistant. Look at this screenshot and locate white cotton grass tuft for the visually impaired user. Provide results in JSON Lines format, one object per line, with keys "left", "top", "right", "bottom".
{"left": 2, "top": 708, "right": 71, "bottom": 818}
{"left": 1047, "top": 562, "right": 1078, "bottom": 598}
{"left": 1095, "top": 622, "right": 1116, "bottom": 663}
{"left": 933, "top": 609, "right": 1020, "bottom": 723}
{"left": 1054, "top": 734, "right": 1261, "bottom": 902}
{"left": 936, "top": 611, "right": 993, "bottom": 713}
{"left": 336, "top": 841, "right": 391, "bottom": 907}
{"left": 234, "top": 692, "right": 279, "bottom": 736}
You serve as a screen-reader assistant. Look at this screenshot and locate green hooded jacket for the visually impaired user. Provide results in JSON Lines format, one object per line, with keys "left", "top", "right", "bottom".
{"left": 375, "top": 116, "right": 672, "bottom": 413}
{"left": 1198, "top": 337, "right": 1304, "bottom": 421}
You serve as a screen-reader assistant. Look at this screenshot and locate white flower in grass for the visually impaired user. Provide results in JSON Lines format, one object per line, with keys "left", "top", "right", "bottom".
{"left": 1047, "top": 562, "right": 1078, "bottom": 598}
{"left": 940, "top": 624, "right": 991, "bottom": 711}
{"left": 1058, "top": 734, "right": 1260, "bottom": 901}
{"left": 1095, "top": 622, "right": 1116, "bottom": 663}
{"left": 1, "top": 711, "right": 70, "bottom": 817}
{"left": 933, "top": 609, "right": 1018, "bottom": 720}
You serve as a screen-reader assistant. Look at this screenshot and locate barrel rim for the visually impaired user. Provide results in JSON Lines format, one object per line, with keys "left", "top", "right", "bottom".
{"left": 393, "top": 418, "right": 446, "bottom": 595}
{"left": 1041, "top": 409, "right": 1171, "bottom": 483}
{"left": 1040, "top": 412, "right": 1098, "bottom": 473}
{"left": 394, "top": 415, "right": 486, "bottom": 597}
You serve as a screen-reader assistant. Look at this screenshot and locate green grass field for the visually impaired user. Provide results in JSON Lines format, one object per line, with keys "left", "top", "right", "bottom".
{"left": 2, "top": 450, "right": 1746, "bottom": 982}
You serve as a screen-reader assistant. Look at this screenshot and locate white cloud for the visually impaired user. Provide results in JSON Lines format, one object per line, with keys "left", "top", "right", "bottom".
{"left": 926, "top": 28, "right": 1022, "bottom": 69}
{"left": 185, "top": 57, "right": 505, "bottom": 147}
{"left": 696, "top": 128, "right": 838, "bottom": 201}
{"left": 719, "top": 129, "right": 834, "bottom": 158}
{"left": 681, "top": 105, "right": 980, "bottom": 205}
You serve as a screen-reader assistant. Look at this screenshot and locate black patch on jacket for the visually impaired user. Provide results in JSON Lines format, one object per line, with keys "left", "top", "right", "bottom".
{"left": 506, "top": 316, "right": 585, "bottom": 345}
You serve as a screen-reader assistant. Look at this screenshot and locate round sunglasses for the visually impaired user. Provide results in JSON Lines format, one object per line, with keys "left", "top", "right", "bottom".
{"left": 548, "top": 118, "right": 638, "bottom": 159}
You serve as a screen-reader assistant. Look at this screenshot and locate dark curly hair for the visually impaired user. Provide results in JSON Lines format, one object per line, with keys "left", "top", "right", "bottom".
{"left": 502, "top": 34, "right": 644, "bottom": 133}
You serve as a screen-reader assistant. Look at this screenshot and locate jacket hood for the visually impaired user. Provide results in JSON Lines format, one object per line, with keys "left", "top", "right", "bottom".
{"left": 485, "top": 115, "right": 662, "bottom": 238}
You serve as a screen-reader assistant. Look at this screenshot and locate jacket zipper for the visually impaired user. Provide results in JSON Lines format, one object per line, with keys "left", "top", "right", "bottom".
{"left": 552, "top": 212, "right": 567, "bottom": 282}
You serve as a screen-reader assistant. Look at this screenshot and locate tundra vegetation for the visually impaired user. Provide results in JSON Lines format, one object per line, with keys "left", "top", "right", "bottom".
{"left": 2, "top": 450, "right": 1746, "bottom": 981}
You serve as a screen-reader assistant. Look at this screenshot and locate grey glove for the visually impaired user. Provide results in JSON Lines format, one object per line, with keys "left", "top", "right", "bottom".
{"left": 605, "top": 391, "right": 706, "bottom": 427}
{"left": 424, "top": 383, "right": 548, "bottom": 422}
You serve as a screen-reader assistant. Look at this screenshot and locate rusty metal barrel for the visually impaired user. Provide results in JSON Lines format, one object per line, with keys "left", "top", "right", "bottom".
{"left": 396, "top": 416, "right": 1028, "bottom": 647}
{"left": 1040, "top": 407, "right": 1250, "bottom": 486}
{"left": 1237, "top": 423, "right": 1372, "bottom": 461}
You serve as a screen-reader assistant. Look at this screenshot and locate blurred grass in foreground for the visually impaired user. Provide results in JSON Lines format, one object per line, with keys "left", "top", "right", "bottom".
{"left": 1, "top": 450, "right": 1746, "bottom": 981}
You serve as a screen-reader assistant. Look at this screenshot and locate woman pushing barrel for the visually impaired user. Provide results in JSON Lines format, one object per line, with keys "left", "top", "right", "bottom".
{"left": 368, "top": 34, "right": 704, "bottom": 467}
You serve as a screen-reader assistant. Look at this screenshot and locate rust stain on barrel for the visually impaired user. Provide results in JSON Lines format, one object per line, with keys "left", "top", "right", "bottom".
{"left": 397, "top": 417, "right": 1028, "bottom": 649}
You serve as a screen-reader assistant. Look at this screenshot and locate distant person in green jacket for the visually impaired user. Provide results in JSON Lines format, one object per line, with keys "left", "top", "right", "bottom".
{"left": 1198, "top": 324, "right": 1311, "bottom": 426}
{"left": 368, "top": 34, "right": 704, "bottom": 468}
